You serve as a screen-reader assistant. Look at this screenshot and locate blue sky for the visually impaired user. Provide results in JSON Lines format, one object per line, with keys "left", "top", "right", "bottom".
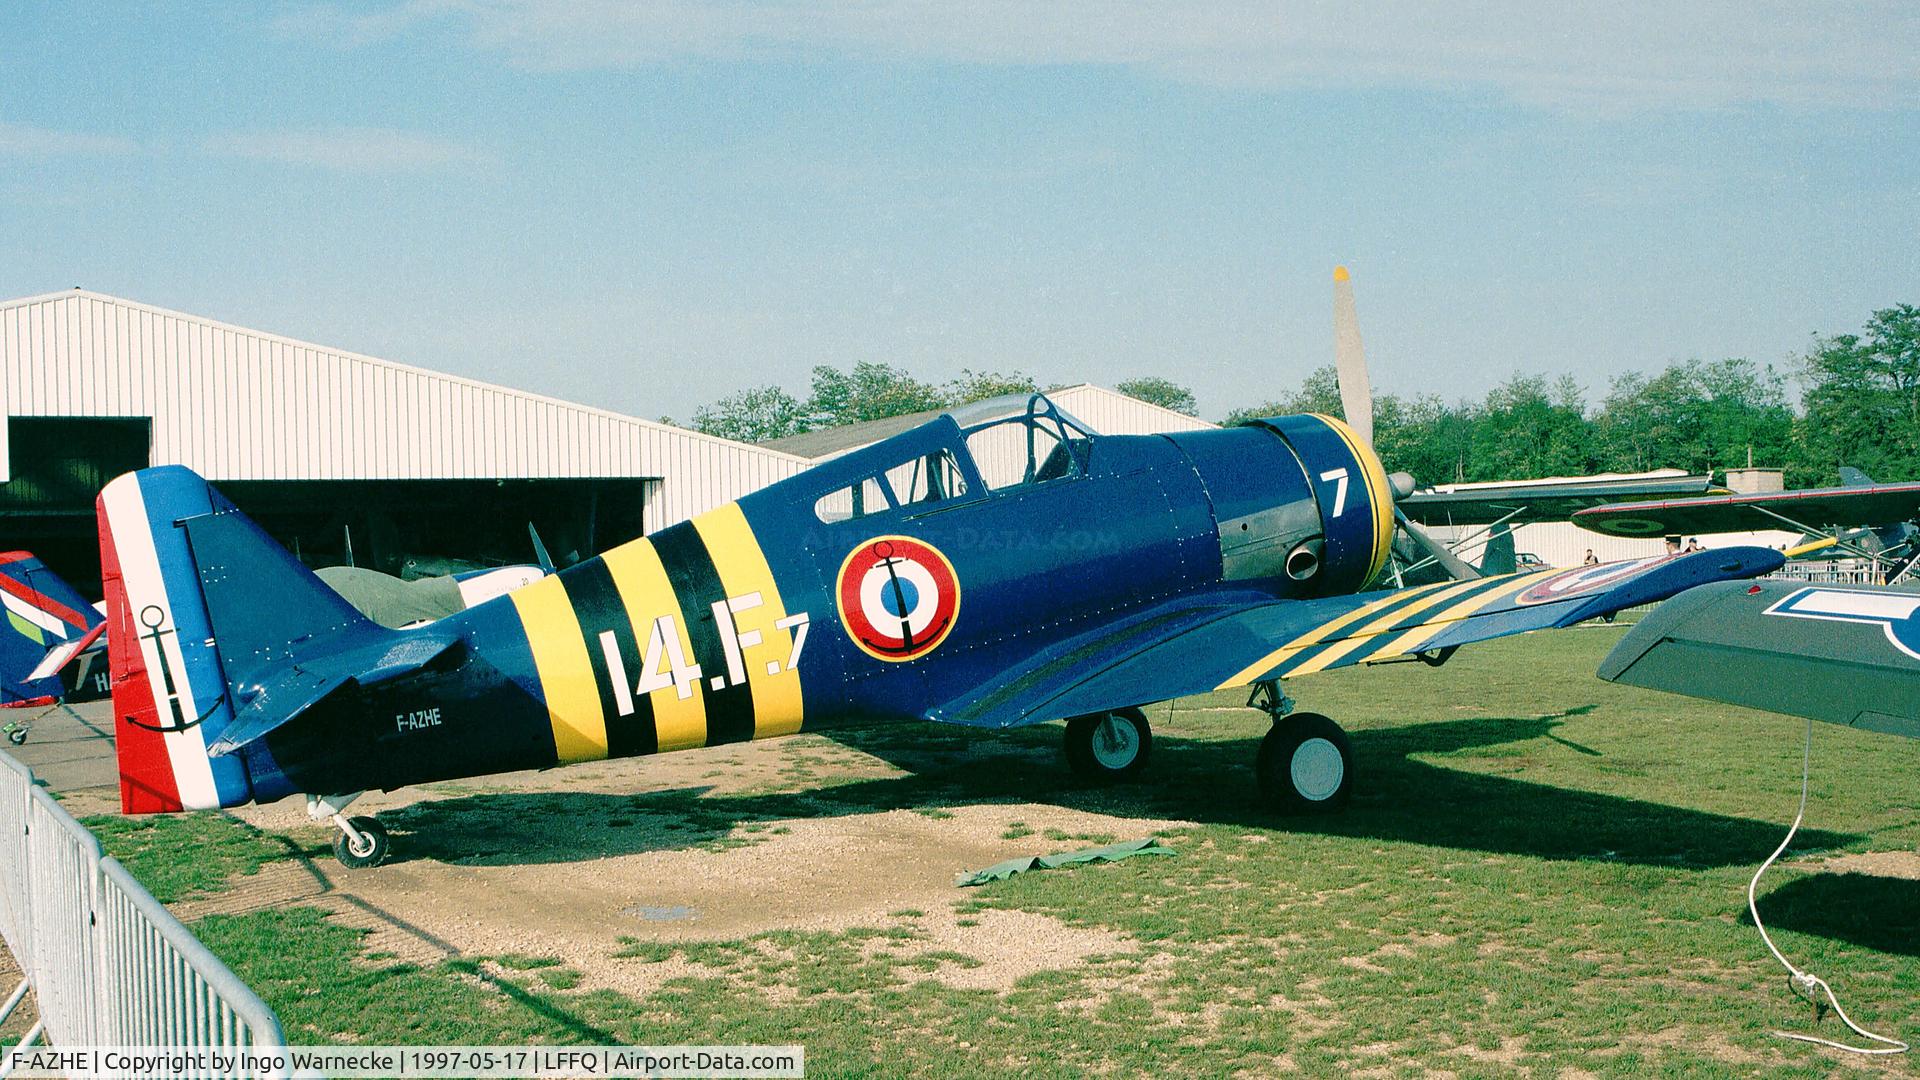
{"left": 3, "top": 4, "right": 1916, "bottom": 423}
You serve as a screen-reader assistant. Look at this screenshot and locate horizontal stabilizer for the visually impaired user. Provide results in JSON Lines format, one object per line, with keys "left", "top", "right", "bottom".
{"left": 25, "top": 622, "right": 106, "bottom": 682}
{"left": 207, "top": 631, "right": 464, "bottom": 756}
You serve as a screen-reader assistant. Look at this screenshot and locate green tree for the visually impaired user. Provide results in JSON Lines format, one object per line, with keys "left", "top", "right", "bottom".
{"left": 1115, "top": 377, "right": 1198, "bottom": 416}
{"left": 1797, "top": 304, "right": 1920, "bottom": 483}
{"left": 806, "top": 361, "right": 948, "bottom": 428}
{"left": 1466, "top": 374, "right": 1595, "bottom": 481}
{"left": 1223, "top": 365, "right": 1345, "bottom": 426}
{"left": 945, "top": 368, "right": 1038, "bottom": 405}
{"left": 1373, "top": 393, "right": 1473, "bottom": 484}
{"left": 1595, "top": 359, "right": 1795, "bottom": 478}
{"left": 690, "top": 385, "right": 808, "bottom": 443}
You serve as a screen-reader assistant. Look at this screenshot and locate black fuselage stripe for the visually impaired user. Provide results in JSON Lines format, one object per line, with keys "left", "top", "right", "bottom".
{"left": 559, "top": 557, "right": 657, "bottom": 757}
{"left": 651, "top": 522, "right": 757, "bottom": 745}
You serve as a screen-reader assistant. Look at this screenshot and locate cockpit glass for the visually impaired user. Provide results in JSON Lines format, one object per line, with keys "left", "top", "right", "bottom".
{"left": 958, "top": 394, "right": 1093, "bottom": 491}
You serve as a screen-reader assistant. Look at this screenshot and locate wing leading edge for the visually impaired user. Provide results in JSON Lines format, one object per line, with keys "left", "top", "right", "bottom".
{"left": 1572, "top": 482, "right": 1920, "bottom": 538}
{"left": 931, "top": 547, "right": 1784, "bottom": 730}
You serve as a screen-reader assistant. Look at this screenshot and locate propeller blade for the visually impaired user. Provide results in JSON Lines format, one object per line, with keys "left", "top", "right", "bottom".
{"left": 1396, "top": 508, "right": 1482, "bottom": 581}
{"left": 528, "top": 522, "right": 557, "bottom": 575}
{"left": 1332, "top": 265, "right": 1374, "bottom": 445}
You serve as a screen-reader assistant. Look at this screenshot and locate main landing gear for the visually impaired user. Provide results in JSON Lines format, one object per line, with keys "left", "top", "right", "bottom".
{"left": 309, "top": 793, "right": 390, "bottom": 869}
{"left": 1249, "top": 682, "right": 1353, "bottom": 814}
{"left": 1063, "top": 707, "right": 1153, "bottom": 782}
{"left": 1059, "top": 685, "right": 1354, "bottom": 814}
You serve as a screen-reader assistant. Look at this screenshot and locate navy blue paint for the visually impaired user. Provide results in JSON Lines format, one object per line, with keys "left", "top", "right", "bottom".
{"left": 107, "top": 397, "right": 1785, "bottom": 810}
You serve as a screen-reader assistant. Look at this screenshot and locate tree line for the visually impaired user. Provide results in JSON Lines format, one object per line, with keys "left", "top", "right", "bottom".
{"left": 688, "top": 304, "right": 1919, "bottom": 486}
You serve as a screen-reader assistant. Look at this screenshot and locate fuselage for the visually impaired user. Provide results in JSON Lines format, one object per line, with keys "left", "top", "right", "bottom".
{"left": 237, "top": 408, "right": 1393, "bottom": 806}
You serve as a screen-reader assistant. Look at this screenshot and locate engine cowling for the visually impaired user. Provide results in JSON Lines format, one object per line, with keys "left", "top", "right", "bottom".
{"left": 1172, "top": 413, "right": 1396, "bottom": 598}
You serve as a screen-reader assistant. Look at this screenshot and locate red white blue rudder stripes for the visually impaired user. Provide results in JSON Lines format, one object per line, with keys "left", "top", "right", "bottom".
{"left": 97, "top": 467, "right": 252, "bottom": 813}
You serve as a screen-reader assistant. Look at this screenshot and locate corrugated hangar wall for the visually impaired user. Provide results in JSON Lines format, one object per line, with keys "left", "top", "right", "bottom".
{"left": 0, "top": 290, "right": 812, "bottom": 589}
{"left": 1048, "top": 384, "right": 1216, "bottom": 437}
{"left": 0, "top": 290, "right": 809, "bottom": 526}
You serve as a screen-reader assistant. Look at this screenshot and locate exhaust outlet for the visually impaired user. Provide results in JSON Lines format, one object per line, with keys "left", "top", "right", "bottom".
{"left": 1285, "top": 540, "right": 1324, "bottom": 581}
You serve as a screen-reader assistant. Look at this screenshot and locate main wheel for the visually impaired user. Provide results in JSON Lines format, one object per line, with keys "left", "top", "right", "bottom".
{"left": 332, "top": 816, "right": 390, "bottom": 869}
{"left": 1064, "top": 707, "right": 1153, "bottom": 782}
{"left": 1256, "top": 712, "right": 1353, "bottom": 813}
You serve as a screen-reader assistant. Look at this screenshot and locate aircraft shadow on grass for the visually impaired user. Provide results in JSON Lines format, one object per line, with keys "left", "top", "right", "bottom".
{"left": 1746, "top": 873, "right": 1920, "bottom": 957}
{"left": 376, "top": 711, "right": 1853, "bottom": 870}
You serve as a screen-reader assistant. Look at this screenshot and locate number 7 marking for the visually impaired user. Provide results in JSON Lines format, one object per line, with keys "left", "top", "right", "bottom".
{"left": 775, "top": 612, "right": 809, "bottom": 672}
{"left": 1319, "top": 467, "right": 1349, "bottom": 517}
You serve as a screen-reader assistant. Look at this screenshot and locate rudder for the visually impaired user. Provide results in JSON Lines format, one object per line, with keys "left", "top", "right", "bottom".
{"left": 97, "top": 466, "right": 376, "bottom": 813}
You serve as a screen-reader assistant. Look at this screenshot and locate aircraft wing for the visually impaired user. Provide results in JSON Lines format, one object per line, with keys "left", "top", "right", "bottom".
{"left": 1572, "top": 482, "right": 1920, "bottom": 538}
{"left": 1599, "top": 580, "right": 1920, "bottom": 739}
{"left": 929, "top": 546, "right": 1783, "bottom": 729}
{"left": 1398, "top": 473, "right": 1718, "bottom": 527}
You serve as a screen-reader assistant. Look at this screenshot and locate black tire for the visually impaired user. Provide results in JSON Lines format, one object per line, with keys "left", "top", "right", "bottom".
{"left": 6, "top": 727, "right": 25, "bottom": 746}
{"left": 1064, "top": 707, "right": 1152, "bottom": 782}
{"left": 1256, "top": 713, "right": 1353, "bottom": 814}
{"left": 332, "top": 816, "right": 390, "bottom": 869}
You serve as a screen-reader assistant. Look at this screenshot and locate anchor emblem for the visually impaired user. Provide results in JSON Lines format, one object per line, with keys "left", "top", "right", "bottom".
{"left": 123, "top": 604, "right": 220, "bottom": 733}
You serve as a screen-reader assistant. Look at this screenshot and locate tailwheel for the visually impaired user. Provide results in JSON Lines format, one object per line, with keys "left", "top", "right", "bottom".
{"left": 331, "top": 815, "right": 390, "bottom": 869}
{"left": 1256, "top": 712, "right": 1353, "bottom": 814}
{"left": 1064, "top": 707, "right": 1152, "bottom": 782}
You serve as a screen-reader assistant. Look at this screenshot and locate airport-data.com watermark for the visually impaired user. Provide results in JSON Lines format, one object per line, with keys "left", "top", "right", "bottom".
{"left": 4, "top": 1044, "right": 804, "bottom": 1078}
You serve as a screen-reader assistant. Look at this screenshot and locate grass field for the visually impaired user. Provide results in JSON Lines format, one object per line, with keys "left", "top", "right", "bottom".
{"left": 89, "top": 629, "right": 1919, "bottom": 1076}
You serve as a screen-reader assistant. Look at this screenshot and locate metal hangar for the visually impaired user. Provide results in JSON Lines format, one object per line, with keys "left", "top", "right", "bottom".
{"left": 0, "top": 289, "right": 809, "bottom": 590}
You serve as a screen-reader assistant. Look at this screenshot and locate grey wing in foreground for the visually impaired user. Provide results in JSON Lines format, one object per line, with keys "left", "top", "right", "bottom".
{"left": 1598, "top": 579, "right": 1920, "bottom": 739}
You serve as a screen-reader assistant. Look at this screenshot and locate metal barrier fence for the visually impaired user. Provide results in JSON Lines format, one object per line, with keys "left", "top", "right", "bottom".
{"left": 1771, "top": 559, "right": 1881, "bottom": 585}
{"left": 0, "top": 748, "right": 285, "bottom": 1075}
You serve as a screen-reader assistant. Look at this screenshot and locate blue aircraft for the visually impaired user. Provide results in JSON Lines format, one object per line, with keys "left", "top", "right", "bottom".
{"left": 96, "top": 378, "right": 1784, "bottom": 866}
{"left": 0, "top": 551, "right": 109, "bottom": 721}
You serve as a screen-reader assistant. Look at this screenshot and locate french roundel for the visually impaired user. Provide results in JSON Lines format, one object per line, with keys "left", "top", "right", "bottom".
{"left": 836, "top": 536, "right": 961, "bottom": 662}
{"left": 1515, "top": 555, "right": 1665, "bottom": 605}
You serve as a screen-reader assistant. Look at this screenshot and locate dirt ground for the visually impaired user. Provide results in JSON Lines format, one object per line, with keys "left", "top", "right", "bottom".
{"left": 11, "top": 701, "right": 1193, "bottom": 997}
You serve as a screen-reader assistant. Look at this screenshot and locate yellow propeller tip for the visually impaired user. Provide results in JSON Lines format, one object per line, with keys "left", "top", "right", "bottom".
{"left": 1333, "top": 265, "right": 1350, "bottom": 282}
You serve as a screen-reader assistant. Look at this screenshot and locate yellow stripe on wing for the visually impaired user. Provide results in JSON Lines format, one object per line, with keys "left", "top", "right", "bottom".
{"left": 600, "top": 538, "right": 709, "bottom": 753}
{"left": 1214, "top": 579, "right": 1458, "bottom": 690}
{"left": 509, "top": 574, "right": 610, "bottom": 764}
{"left": 1280, "top": 577, "right": 1494, "bottom": 677}
{"left": 692, "top": 503, "right": 806, "bottom": 740}
{"left": 1362, "top": 567, "right": 1563, "bottom": 663}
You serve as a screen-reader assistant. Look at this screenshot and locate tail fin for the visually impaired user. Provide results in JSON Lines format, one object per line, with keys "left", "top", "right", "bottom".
{"left": 98, "top": 466, "right": 380, "bottom": 812}
{"left": 0, "top": 552, "right": 106, "bottom": 705}
{"left": 1839, "top": 466, "right": 1876, "bottom": 488}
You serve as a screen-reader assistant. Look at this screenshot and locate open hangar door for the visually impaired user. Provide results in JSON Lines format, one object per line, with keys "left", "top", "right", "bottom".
{"left": 0, "top": 417, "right": 152, "bottom": 594}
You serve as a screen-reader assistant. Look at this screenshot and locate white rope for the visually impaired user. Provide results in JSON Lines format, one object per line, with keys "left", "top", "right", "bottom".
{"left": 1746, "top": 715, "right": 1909, "bottom": 1056}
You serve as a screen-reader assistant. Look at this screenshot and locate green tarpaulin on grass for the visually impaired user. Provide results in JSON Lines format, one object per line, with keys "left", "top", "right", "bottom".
{"left": 956, "top": 837, "right": 1176, "bottom": 887}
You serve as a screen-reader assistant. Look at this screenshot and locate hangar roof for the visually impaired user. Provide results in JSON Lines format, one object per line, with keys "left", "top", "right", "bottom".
{"left": 0, "top": 289, "right": 810, "bottom": 525}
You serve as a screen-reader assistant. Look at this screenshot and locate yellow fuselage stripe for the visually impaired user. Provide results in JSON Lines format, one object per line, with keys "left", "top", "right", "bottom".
{"left": 1215, "top": 579, "right": 1457, "bottom": 689}
{"left": 600, "top": 538, "right": 711, "bottom": 752}
{"left": 509, "top": 575, "right": 610, "bottom": 764}
{"left": 1364, "top": 567, "right": 1563, "bottom": 662}
{"left": 692, "top": 504, "right": 806, "bottom": 739}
